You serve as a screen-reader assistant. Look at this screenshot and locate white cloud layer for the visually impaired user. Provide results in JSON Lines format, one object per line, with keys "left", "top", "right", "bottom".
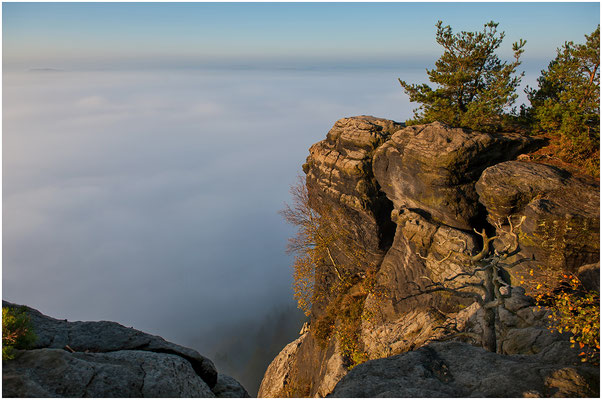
{"left": 2, "top": 66, "right": 538, "bottom": 348}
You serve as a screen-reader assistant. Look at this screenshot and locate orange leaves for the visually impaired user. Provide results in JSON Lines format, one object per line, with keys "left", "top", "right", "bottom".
{"left": 521, "top": 267, "right": 599, "bottom": 364}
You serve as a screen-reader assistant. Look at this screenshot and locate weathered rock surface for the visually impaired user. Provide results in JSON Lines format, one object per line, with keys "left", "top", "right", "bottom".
{"left": 373, "top": 122, "right": 539, "bottom": 230}
{"left": 212, "top": 374, "right": 251, "bottom": 398}
{"left": 329, "top": 341, "right": 599, "bottom": 398}
{"left": 305, "top": 115, "right": 401, "bottom": 260}
{"left": 3, "top": 300, "right": 217, "bottom": 388}
{"left": 359, "top": 208, "right": 480, "bottom": 358}
{"left": 257, "top": 331, "right": 347, "bottom": 398}
{"left": 476, "top": 161, "right": 600, "bottom": 272}
{"left": 2, "top": 301, "right": 247, "bottom": 398}
{"left": 3, "top": 348, "right": 215, "bottom": 398}
{"left": 578, "top": 262, "right": 600, "bottom": 292}
{"left": 258, "top": 333, "right": 307, "bottom": 397}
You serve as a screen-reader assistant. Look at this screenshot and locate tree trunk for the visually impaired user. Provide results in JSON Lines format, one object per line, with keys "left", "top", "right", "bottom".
{"left": 482, "top": 266, "right": 497, "bottom": 352}
{"left": 482, "top": 307, "right": 497, "bottom": 352}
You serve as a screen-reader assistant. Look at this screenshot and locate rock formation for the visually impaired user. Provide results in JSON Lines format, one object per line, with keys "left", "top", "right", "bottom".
{"left": 259, "top": 117, "right": 600, "bottom": 397}
{"left": 2, "top": 301, "right": 249, "bottom": 398}
{"left": 476, "top": 160, "right": 600, "bottom": 272}
{"left": 328, "top": 341, "right": 599, "bottom": 397}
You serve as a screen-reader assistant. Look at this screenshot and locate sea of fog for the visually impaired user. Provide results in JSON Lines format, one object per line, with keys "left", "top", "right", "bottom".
{"left": 2, "top": 65, "right": 541, "bottom": 393}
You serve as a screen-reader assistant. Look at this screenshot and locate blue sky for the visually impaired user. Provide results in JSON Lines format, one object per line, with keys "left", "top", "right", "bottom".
{"left": 3, "top": 2, "right": 600, "bottom": 69}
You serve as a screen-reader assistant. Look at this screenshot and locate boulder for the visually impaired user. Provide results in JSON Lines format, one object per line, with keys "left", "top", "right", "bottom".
{"left": 2, "top": 300, "right": 217, "bottom": 388}
{"left": 476, "top": 161, "right": 600, "bottom": 272}
{"left": 373, "top": 122, "right": 539, "bottom": 230}
{"left": 328, "top": 341, "right": 599, "bottom": 397}
{"left": 2, "top": 301, "right": 247, "bottom": 397}
{"left": 212, "top": 374, "right": 250, "bottom": 398}
{"left": 3, "top": 348, "right": 215, "bottom": 398}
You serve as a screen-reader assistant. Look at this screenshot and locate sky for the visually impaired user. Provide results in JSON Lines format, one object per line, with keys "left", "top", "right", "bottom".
{"left": 2, "top": 1, "right": 600, "bottom": 393}
{"left": 3, "top": 2, "right": 600, "bottom": 69}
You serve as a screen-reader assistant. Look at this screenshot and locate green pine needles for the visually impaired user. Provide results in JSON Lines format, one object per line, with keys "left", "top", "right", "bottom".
{"left": 527, "top": 25, "right": 600, "bottom": 175}
{"left": 2, "top": 306, "right": 37, "bottom": 361}
{"left": 399, "top": 21, "right": 526, "bottom": 133}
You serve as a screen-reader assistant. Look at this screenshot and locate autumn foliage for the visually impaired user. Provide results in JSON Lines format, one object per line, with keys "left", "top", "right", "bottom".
{"left": 280, "top": 177, "right": 371, "bottom": 316}
{"left": 2, "top": 306, "right": 37, "bottom": 361}
{"left": 521, "top": 270, "right": 600, "bottom": 363}
{"left": 281, "top": 178, "right": 381, "bottom": 369}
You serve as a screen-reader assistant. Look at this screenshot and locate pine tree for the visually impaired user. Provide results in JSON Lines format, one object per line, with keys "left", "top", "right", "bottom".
{"left": 399, "top": 21, "right": 526, "bottom": 133}
{"left": 527, "top": 25, "right": 600, "bottom": 174}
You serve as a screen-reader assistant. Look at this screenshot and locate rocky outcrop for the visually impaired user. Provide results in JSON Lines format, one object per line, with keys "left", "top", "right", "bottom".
{"left": 258, "top": 333, "right": 308, "bottom": 397}
{"left": 261, "top": 117, "right": 600, "bottom": 397}
{"left": 373, "top": 122, "right": 539, "bottom": 230}
{"left": 304, "top": 115, "right": 401, "bottom": 262}
{"left": 328, "top": 341, "right": 599, "bottom": 397}
{"left": 257, "top": 332, "right": 348, "bottom": 398}
{"left": 2, "top": 301, "right": 249, "bottom": 398}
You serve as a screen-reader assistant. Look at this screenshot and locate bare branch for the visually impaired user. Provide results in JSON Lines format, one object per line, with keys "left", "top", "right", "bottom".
{"left": 470, "top": 229, "right": 498, "bottom": 262}
{"left": 443, "top": 264, "right": 492, "bottom": 283}
{"left": 397, "top": 280, "right": 484, "bottom": 305}
{"left": 417, "top": 249, "right": 454, "bottom": 264}
{"left": 495, "top": 215, "right": 526, "bottom": 258}
{"left": 395, "top": 213, "right": 531, "bottom": 354}
{"left": 504, "top": 257, "right": 533, "bottom": 269}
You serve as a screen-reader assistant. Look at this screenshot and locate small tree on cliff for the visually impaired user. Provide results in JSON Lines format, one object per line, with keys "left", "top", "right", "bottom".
{"left": 527, "top": 25, "right": 600, "bottom": 174}
{"left": 398, "top": 216, "right": 530, "bottom": 353}
{"left": 280, "top": 177, "right": 369, "bottom": 316}
{"left": 399, "top": 21, "right": 526, "bottom": 133}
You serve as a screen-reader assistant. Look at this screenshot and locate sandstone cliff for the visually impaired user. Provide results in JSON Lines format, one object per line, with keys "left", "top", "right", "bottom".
{"left": 2, "top": 301, "right": 250, "bottom": 398}
{"left": 259, "top": 117, "right": 600, "bottom": 398}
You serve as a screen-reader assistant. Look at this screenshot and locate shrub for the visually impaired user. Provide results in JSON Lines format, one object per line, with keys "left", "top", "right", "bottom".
{"left": 281, "top": 177, "right": 372, "bottom": 316}
{"left": 527, "top": 25, "right": 600, "bottom": 175}
{"left": 3, "top": 306, "right": 37, "bottom": 360}
{"left": 335, "top": 294, "right": 369, "bottom": 370}
{"left": 521, "top": 269, "right": 600, "bottom": 363}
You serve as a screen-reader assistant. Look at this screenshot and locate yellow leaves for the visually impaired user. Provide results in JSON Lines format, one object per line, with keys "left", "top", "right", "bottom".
{"left": 530, "top": 270, "right": 600, "bottom": 364}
